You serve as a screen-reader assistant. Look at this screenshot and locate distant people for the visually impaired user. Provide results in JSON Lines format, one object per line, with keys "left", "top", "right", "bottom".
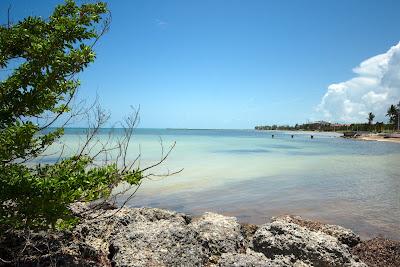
{"left": 311, "top": 135, "right": 314, "bottom": 139}
{"left": 272, "top": 134, "right": 274, "bottom": 138}
{"left": 291, "top": 135, "right": 294, "bottom": 138}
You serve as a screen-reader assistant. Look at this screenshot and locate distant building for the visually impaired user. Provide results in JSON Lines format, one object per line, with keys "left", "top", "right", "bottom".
{"left": 331, "top": 123, "right": 351, "bottom": 127}
{"left": 312, "top": 120, "right": 331, "bottom": 126}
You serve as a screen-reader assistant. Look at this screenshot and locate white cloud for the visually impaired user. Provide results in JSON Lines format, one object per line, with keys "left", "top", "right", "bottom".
{"left": 317, "top": 42, "right": 400, "bottom": 123}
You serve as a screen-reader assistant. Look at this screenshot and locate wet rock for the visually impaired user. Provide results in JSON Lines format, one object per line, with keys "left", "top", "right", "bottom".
{"left": 253, "top": 220, "right": 366, "bottom": 267}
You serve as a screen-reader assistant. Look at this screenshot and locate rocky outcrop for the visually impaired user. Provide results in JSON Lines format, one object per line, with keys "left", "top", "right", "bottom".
{"left": 75, "top": 207, "right": 208, "bottom": 266}
{"left": 271, "top": 215, "right": 360, "bottom": 247}
{"left": 190, "top": 212, "right": 244, "bottom": 255}
{"left": 0, "top": 230, "right": 110, "bottom": 267}
{"left": 0, "top": 205, "right": 370, "bottom": 266}
{"left": 108, "top": 211, "right": 204, "bottom": 266}
{"left": 216, "top": 249, "right": 310, "bottom": 267}
{"left": 253, "top": 217, "right": 366, "bottom": 266}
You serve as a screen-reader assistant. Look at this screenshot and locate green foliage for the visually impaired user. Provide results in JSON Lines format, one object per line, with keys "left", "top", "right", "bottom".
{"left": 367, "top": 112, "right": 375, "bottom": 125}
{"left": 256, "top": 102, "right": 400, "bottom": 133}
{"left": 0, "top": 1, "right": 143, "bottom": 231}
{"left": 0, "top": 0, "right": 106, "bottom": 163}
{"left": 386, "top": 103, "right": 399, "bottom": 130}
{"left": 256, "top": 121, "right": 396, "bottom": 133}
{"left": 0, "top": 157, "right": 142, "bottom": 230}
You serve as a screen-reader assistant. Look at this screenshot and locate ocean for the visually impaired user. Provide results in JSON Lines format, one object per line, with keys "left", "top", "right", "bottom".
{"left": 43, "top": 128, "right": 400, "bottom": 240}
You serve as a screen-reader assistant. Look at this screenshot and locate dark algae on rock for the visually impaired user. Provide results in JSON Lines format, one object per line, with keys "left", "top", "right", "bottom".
{"left": 351, "top": 238, "right": 400, "bottom": 267}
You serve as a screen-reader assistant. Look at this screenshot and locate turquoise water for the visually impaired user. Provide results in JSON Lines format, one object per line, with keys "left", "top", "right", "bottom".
{"left": 45, "top": 129, "right": 400, "bottom": 240}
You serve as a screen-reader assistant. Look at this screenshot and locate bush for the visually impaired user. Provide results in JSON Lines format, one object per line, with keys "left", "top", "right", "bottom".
{"left": 0, "top": 0, "right": 142, "bottom": 231}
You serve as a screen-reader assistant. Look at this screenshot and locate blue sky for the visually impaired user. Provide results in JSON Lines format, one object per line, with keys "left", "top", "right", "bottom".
{"left": 3, "top": 0, "right": 400, "bottom": 128}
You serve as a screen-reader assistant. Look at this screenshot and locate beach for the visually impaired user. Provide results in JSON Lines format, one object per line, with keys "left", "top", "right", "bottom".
{"left": 356, "top": 135, "right": 400, "bottom": 144}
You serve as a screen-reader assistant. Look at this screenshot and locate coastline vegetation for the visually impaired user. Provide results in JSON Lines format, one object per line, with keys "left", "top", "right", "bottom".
{"left": 255, "top": 102, "right": 400, "bottom": 133}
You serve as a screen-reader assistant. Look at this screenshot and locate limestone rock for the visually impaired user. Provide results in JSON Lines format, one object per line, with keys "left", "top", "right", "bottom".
{"left": 2, "top": 204, "right": 370, "bottom": 267}
{"left": 78, "top": 207, "right": 206, "bottom": 267}
{"left": 217, "top": 249, "right": 311, "bottom": 267}
{"left": 241, "top": 223, "right": 259, "bottom": 249}
{"left": 272, "top": 215, "right": 361, "bottom": 247}
{"left": 253, "top": 220, "right": 366, "bottom": 267}
{"left": 190, "top": 212, "right": 244, "bottom": 255}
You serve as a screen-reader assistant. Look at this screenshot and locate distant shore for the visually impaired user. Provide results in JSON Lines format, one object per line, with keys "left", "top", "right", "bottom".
{"left": 355, "top": 135, "right": 400, "bottom": 144}
{"left": 340, "top": 132, "right": 400, "bottom": 144}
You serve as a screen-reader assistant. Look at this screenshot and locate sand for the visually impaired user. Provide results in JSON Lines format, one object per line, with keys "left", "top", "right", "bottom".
{"left": 357, "top": 135, "right": 400, "bottom": 144}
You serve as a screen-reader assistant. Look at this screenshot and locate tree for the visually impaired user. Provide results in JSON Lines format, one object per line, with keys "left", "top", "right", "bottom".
{"left": 386, "top": 105, "right": 397, "bottom": 123}
{"left": 0, "top": 1, "right": 146, "bottom": 231}
{"left": 397, "top": 102, "right": 400, "bottom": 131}
{"left": 367, "top": 112, "right": 375, "bottom": 125}
{"left": 386, "top": 103, "right": 400, "bottom": 131}
{"left": 375, "top": 122, "right": 384, "bottom": 133}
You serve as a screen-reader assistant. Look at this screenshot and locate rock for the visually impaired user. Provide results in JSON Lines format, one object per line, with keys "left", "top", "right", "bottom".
{"left": 253, "top": 220, "right": 366, "bottom": 267}
{"left": 0, "top": 230, "right": 109, "bottom": 267}
{"left": 240, "top": 223, "right": 259, "bottom": 250}
{"left": 351, "top": 237, "right": 400, "bottom": 267}
{"left": 77, "top": 207, "right": 206, "bottom": 267}
{"left": 190, "top": 212, "right": 244, "bottom": 255}
{"left": 217, "top": 249, "right": 311, "bottom": 267}
{"left": 1, "top": 206, "right": 371, "bottom": 267}
{"left": 109, "top": 213, "right": 205, "bottom": 266}
{"left": 272, "top": 215, "right": 361, "bottom": 247}
{"left": 69, "top": 201, "right": 91, "bottom": 215}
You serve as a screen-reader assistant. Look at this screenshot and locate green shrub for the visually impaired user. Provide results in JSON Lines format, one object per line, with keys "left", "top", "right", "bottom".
{"left": 0, "top": 0, "right": 142, "bottom": 231}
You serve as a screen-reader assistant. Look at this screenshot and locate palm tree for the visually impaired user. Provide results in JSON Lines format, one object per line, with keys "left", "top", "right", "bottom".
{"left": 397, "top": 102, "right": 400, "bottom": 131}
{"left": 386, "top": 104, "right": 397, "bottom": 124}
{"left": 367, "top": 112, "right": 375, "bottom": 125}
{"left": 386, "top": 102, "right": 400, "bottom": 131}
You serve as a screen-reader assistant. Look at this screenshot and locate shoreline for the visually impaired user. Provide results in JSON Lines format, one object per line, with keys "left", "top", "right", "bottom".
{"left": 356, "top": 135, "right": 400, "bottom": 144}
{"left": 343, "top": 134, "right": 400, "bottom": 144}
{"left": 2, "top": 204, "right": 399, "bottom": 266}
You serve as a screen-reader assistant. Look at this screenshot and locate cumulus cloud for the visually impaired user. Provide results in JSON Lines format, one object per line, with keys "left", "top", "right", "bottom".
{"left": 317, "top": 42, "right": 400, "bottom": 123}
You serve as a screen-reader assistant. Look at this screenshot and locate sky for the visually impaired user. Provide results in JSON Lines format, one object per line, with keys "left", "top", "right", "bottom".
{"left": 2, "top": 0, "right": 400, "bottom": 128}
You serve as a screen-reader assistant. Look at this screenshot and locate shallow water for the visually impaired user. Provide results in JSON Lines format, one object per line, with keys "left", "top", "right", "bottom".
{"left": 45, "top": 128, "right": 400, "bottom": 240}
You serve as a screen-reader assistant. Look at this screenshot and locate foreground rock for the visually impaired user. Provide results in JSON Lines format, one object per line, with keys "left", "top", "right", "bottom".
{"left": 216, "top": 249, "right": 310, "bottom": 267}
{"left": 253, "top": 217, "right": 365, "bottom": 266}
{"left": 191, "top": 212, "right": 244, "bottom": 255}
{"left": 0, "top": 230, "right": 110, "bottom": 266}
{"left": 0, "top": 205, "right": 389, "bottom": 266}
{"left": 271, "top": 215, "right": 361, "bottom": 247}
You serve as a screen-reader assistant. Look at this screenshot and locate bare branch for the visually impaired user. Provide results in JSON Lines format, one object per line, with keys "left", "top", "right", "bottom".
{"left": 141, "top": 141, "right": 176, "bottom": 172}
{"left": 105, "top": 181, "right": 142, "bottom": 219}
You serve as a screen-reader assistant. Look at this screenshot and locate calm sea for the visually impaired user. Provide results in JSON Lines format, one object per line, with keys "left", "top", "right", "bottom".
{"left": 44, "top": 128, "right": 400, "bottom": 240}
